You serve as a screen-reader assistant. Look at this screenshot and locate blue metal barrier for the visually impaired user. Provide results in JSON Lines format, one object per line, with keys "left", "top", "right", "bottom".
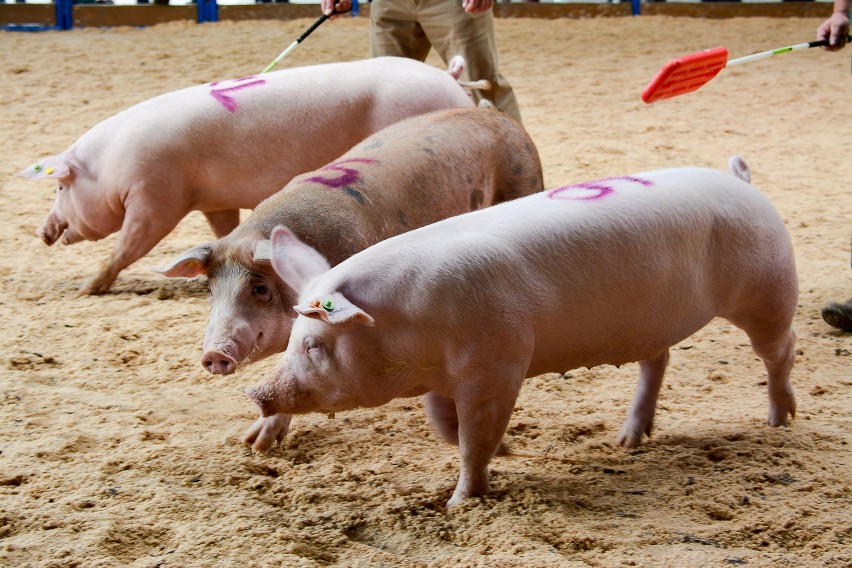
{"left": 197, "top": 0, "right": 217, "bottom": 23}
{"left": 56, "top": 0, "right": 72, "bottom": 29}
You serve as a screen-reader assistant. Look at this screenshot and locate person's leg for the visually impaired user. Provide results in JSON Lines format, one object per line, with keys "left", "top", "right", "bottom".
{"left": 370, "top": 0, "right": 433, "bottom": 61}
{"left": 417, "top": 0, "right": 522, "bottom": 122}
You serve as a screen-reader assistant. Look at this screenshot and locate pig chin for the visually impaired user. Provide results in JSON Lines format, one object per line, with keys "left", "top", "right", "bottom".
{"left": 246, "top": 380, "right": 286, "bottom": 417}
{"left": 246, "top": 375, "right": 310, "bottom": 417}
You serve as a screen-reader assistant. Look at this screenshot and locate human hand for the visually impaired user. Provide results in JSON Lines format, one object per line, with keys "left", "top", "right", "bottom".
{"left": 462, "top": 0, "right": 493, "bottom": 15}
{"left": 320, "top": 0, "right": 352, "bottom": 18}
{"left": 816, "top": 11, "right": 851, "bottom": 51}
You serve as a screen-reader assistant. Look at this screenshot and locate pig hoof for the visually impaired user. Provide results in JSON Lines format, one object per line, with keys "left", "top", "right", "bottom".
{"left": 767, "top": 390, "right": 796, "bottom": 427}
{"left": 446, "top": 492, "right": 478, "bottom": 508}
{"left": 767, "top": 403, "right": 796, "bottom": 427}
{"left": 78, "top": 277, "right": 113, "bottom": 296}
{"left": 76, "top": 284, "right": 104, "bottom": 297}
{"left": 616, "top": 427, "right": 646, "bottom": 449}
{"left": 241, "top": 414, "right": 292, "bottom": 451}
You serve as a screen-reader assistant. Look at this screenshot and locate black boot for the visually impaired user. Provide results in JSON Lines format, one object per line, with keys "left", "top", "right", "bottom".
{"left": 822, "top": 300, "right": 852, "bottom": 332}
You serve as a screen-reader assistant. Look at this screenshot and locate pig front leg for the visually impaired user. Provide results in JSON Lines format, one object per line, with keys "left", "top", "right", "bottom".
{"left": 203, "top": 209, "right": 240, "bottom": 238}
{"left": 424, "top": 391, "right": 510, "bottom": 456}
{"left": 241, "top": 413, "right": 293, "bottom": 451}
{"left": 617, "top": 349, "right": 669, "bottom": 449}
{"left": 447, "top": 378, "right": 522, "bottom": 508}
{"left": 79, "top": 203, "right": 185, "bottom": 295}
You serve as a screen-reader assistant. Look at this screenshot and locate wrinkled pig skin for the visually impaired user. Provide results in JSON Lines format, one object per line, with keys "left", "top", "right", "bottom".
{"left": 249, "top": 157, "right": 798, "bottom": 507}
{"left": 157, "top": 107, "right": 544, "bottom": 450}
{"left": 18, "top": 56, "right": 480, "bottom": 295}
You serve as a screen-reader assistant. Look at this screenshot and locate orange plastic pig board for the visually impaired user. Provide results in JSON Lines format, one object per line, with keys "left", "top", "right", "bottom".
{"left": 641, "top": 36, "right": 851, "bottom": 104}
{"left": 641, "top": 47, "right": 728, "bottom": 104}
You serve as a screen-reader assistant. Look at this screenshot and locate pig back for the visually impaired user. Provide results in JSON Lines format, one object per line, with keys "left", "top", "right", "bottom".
{"left": 71, "top": 57, "right": 478, "bottom": 214}
{"left": 324, "top": 166, "right": 795, "bottom": 374}
{"left": 236, "top": 108, "right": 544, "bottom": 266}
{"left": 298, "top": 107, "right": 544, "bottom": 237}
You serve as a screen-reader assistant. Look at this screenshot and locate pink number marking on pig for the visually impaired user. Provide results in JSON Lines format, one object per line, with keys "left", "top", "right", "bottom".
{"left": 305, "top": 158, "right": 378, "bottom": 189}
{"left": 547, "top": 176, "right": 653, "bottom": 201}
{"left": 209, "top": 76, "right": 267, "bottom": 113}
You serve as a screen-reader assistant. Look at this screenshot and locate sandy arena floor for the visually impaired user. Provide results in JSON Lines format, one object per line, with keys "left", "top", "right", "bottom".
{"left": 1, "top": 14, "right": 850, "bottom": 567}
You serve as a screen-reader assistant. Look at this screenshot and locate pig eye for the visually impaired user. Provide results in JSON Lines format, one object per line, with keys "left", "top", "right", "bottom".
{"left": 251, "top": 283, "right": 269, "bottom": 298}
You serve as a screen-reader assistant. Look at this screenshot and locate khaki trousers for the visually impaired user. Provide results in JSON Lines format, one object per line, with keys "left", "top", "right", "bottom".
{"left": 369, "top": 0, "right": 522, "bottom": 123}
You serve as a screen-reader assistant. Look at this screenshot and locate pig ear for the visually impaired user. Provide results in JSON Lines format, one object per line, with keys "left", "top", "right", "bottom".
{"left": 151, "top": 244, "right": 212, "bottom": 278}
{"left": 17, "top": 156, "right": 72, "bottom": 181}
{"left": 270, "top": 225, "right": 331, "bottom": 293}
{"left": 294, "top": 292, "right": 375, "bottom": 326}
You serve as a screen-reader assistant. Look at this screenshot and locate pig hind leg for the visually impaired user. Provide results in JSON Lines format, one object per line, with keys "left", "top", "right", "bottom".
{"left": 727, "top": 311, "right": 797, "bottom": 427}
{"left": 722, "top": 265, "right": 798, "bottom": 426}
{"left": 204, "top": 209, "right": 240, "bottom": 238}
{"left": 617, "top": 349, "right": 670, "bottom": 449}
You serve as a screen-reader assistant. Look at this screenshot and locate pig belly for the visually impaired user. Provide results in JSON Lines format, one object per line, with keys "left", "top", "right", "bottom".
{"left": 526, "top": 281, "right": 724, "bottom": 377}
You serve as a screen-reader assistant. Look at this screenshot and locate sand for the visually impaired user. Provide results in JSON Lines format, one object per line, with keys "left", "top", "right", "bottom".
{"left": 1, "top": 14, "right": 850, "bottom": 567}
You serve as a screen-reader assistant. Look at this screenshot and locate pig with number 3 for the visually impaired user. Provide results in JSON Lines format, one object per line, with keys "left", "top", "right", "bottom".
{"left": 17, "top": 56, "right": 484, "bottom": 295}
{"left": 247, "top": 157, "right": 798, "bottom": 507}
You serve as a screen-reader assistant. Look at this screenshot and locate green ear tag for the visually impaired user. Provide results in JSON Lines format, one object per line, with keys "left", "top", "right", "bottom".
{"left": 320, "top": 299, "right": 335, "bottom": 312}
{"left": 33, "top": 164, "right": 43, "bottom": 173}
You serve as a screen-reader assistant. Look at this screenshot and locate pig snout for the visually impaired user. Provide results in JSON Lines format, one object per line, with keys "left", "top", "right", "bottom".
{"left": 201, "top": 321, "right": 262, "bottom": 375}
{"left": 36, "top": 212, "right": 68, "bottom": 246}
{"left": 201, "top": 349, "right": 238, "bottom": 375}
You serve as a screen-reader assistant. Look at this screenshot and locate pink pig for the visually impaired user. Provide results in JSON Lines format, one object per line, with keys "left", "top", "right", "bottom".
{"left": 17, "top": 56, "right": 483, "bottom": 295}
{"left": 155, "top": 107, "right": 543, "bottom": 448}
{"left": 247, "top": 157, "right": 798, "bottom": 507}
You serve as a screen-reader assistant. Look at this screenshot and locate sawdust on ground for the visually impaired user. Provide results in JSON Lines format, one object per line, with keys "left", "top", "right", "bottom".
{"left": 1, "top": 14, "right": 850, "bottom": 568}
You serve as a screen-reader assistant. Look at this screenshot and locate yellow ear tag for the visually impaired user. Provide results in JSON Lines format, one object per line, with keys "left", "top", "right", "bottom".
{"left": 45, "top": 167, "right": 55, "bottom": 175}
